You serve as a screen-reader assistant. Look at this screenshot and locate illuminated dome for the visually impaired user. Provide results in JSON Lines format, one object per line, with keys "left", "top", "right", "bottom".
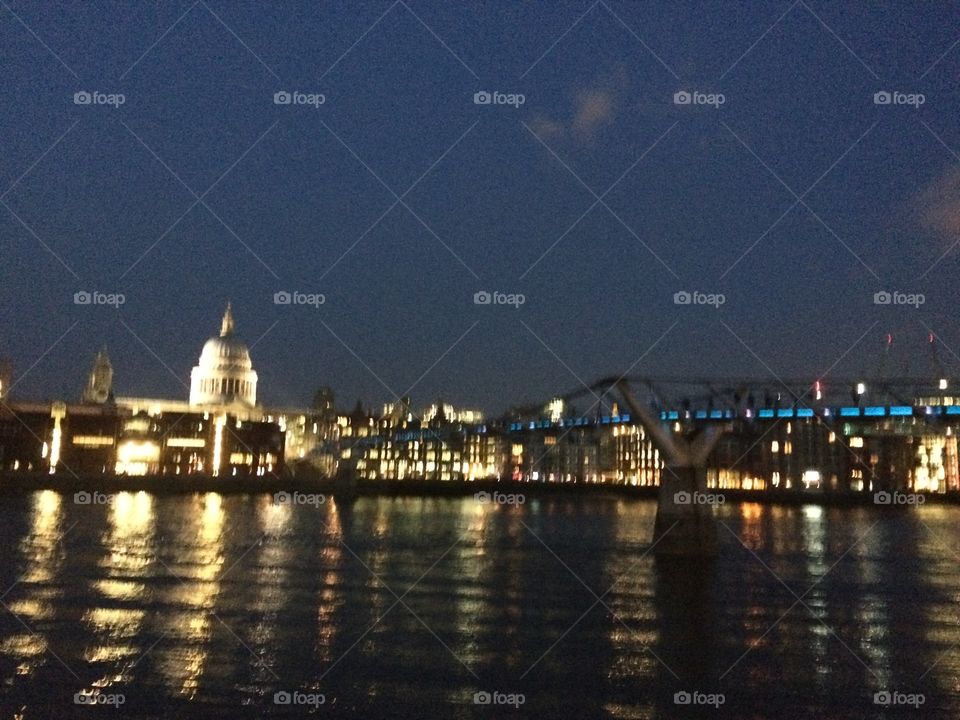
{"left": 189, "top": 303, "right": 258, "bottom": 406}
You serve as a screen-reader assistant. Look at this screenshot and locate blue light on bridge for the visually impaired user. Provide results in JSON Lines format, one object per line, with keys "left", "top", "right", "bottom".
{"left": 864, "top": 406, "right": 886, "bottom": 417}
{"left": 796, "top": 408, "right": 814, "bottom": 418}
{"left": 946, "top": 406, "right": 960, "bottom": 416}
{"left": 839, "top": 407, "right": 861, "bottom": 417}
{"left": 695, "top": 410, "right": 707, "bottom": 419}
{"left": 889, "top": 406, "right": 913, "bottom": 416}
{"left": 758, "top": 409, "right": 775, "bottom": 418}
{"left": 620, "top": 413, "right": 631, "bottom": 422}
{"left": 777, "top": 409, "right": 794, "bottom": 418}
{"left": 709, "top": 410, "right": 724, "bottom": 419}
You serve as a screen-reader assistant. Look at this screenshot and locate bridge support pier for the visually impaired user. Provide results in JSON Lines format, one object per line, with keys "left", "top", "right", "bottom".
{"left": 614, "top": 380, "right": 725, "bottom": 559}
{"left": 653, "top": 465, "right": 719, "bottom": 558}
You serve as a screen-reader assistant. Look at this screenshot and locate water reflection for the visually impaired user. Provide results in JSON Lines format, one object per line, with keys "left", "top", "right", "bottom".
{"left": 316, "top": 500, "right": 343, "bottom": 668}
{"left": 153, "top": 492, "right": 225, "bottom": 698}
{"left": 1, "top": 491, "right": 64, "bottom": 674}
{"left": 94, "top": 491, "right": 155, "bottom": 602}
{"left": 652, "top": 558, "right": 719, "bottom": 701}
{"left": 19, "top": 490, "right": 63, "bottom": 588}
{"left": 82, "top": 491, "right": 156, "bottom": 687}
{"left": 602, "top": 501, "right": 659, "bottom": 719}
{"left": 0, "top": 493, "right": 957, "bottom": 718}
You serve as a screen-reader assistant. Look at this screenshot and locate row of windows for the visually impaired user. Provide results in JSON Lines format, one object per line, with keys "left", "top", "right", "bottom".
{"left": 198, "top": 377, "right": 253, "bottom": 396}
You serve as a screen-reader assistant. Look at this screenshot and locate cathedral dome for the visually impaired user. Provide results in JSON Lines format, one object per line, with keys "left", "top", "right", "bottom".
{"left": 197, "top": 335, "right": 253, "bottom": 372}
{"left": 189, "top": 303, "right": 258, "bottom": 407}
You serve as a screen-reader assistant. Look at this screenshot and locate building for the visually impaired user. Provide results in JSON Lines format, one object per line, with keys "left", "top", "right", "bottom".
{"left": 82, "top": 348, "right": 113, "bottom": 404}
{"left": 0, "top": 359, "right": 12, "bottom": 402}
{"left": 189, "top": 303, "right": 258, "bottom": 407}
{"left": 0, "top": 304, "right": 340, "bottom": 478}
{"left": 350, "top": 402, "right": 504, "bottom": 482}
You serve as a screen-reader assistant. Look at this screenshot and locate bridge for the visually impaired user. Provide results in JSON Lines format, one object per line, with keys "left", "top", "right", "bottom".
{"left": 329, "top": 372, "right": 958, "bottom": 559}
{"left": 502, "top": 374, "right": 957, "bottom": 558}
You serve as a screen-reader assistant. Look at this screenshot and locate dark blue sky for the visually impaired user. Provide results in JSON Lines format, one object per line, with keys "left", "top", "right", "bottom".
{"left": 2, "top": 1, "right": 960, "bottom": 413}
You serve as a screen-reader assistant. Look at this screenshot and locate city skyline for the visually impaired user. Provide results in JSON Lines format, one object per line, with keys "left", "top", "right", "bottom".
{"left": 4, "top": 5, "right": 960, "bottom": 718}
{"left": 5, "top": 298, "right": 958, "bottom": 417}
{"left": 3, "top": 2, "right": 960, "bottom": 415}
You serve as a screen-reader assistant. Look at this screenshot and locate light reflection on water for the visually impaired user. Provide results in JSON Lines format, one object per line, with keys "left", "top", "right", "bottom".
{"left": 0, "top": 492, "right": 956, "bottom": 718}
{"left": 2, "top": 490, "right": 64, "bottom": 675}
{"left": 160, "top": 491, "right": 225, "bottom": 699}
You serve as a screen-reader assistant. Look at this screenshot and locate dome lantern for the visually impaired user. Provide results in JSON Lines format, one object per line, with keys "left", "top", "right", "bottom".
{"left": 220, "top": 302, "right": 235, "bottom": 338}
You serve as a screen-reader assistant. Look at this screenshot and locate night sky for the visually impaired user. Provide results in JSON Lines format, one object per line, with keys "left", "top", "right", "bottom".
{"left": 2, "top": 1, "right": 960, "bottom": 414}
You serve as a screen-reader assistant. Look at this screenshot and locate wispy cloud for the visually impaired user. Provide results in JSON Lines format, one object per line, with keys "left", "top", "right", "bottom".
{"left": 527, "top": 71, "right": 626, "bottom": 144}
{"left": 527, "top": 114, "right": 565, "bottom": 139}
{"left": 916, "top": 164, "right": 960, "bottom": 245}
{"left": 572, "top": 88, "right": 616, "bottom": 138}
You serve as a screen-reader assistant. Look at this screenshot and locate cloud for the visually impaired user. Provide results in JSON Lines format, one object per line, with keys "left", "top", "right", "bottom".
{"left": 526, "top": 73, "right": 625, "bottom": 144}
{"left": 571, "top": 89, "right": 615, "bottom": 138}
{"left": 527, "top": 115, "right": 564, "bottom": 139}
{"left": 917, "top": 164, "right": 960, "bottom": 243}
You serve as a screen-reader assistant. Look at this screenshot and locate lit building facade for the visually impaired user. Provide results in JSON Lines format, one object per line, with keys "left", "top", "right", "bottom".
{"left": 189, "top": 303, "right": 258, "bottom": 407}
{"left": 0, "top": 304, "right": 339, "bottom": 479}
{"left": 338, "top": 399, "right": 960, "bottom": 495}
{"left": 6, "top": 307, "right": 960, "bottom": 494}
{"left": 0, "top": 359, "right": 11, "bottom": 401}
{"left": 0, "top": 401, "right": 284, "bottom": 478}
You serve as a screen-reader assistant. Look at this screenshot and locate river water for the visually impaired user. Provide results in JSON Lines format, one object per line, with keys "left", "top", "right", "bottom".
{"left": 0, "top": 490, "right": 956, "bottom": 718}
